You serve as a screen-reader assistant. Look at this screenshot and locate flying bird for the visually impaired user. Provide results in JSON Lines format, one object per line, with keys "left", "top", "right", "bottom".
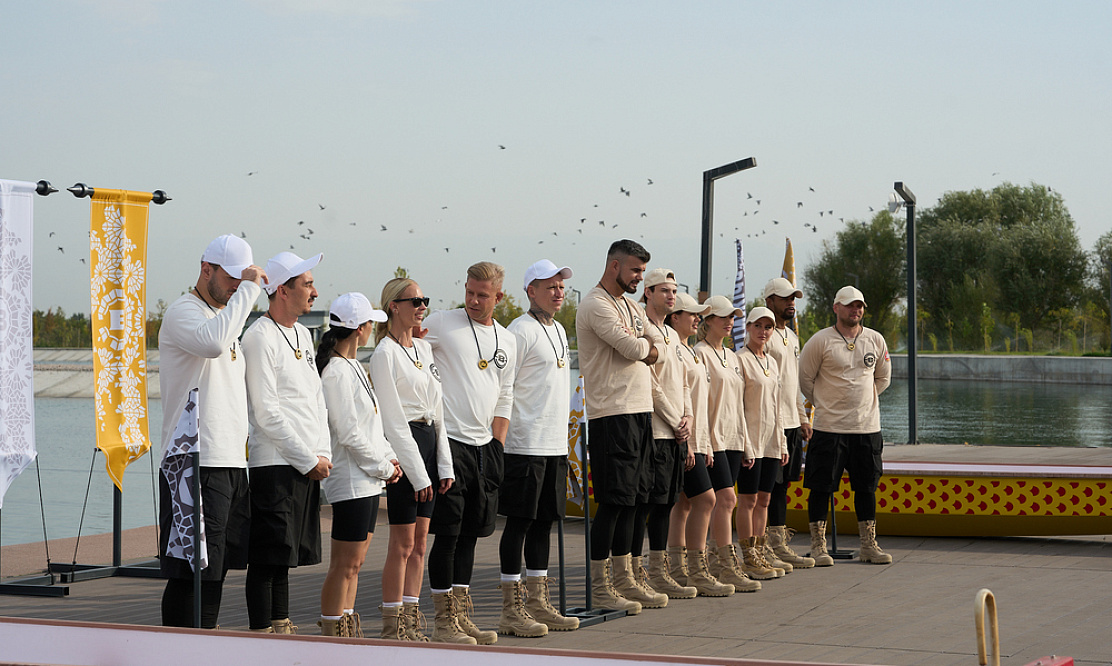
{"left": 598, "top": 221, "right": 605, "bottom": 226}
{"left": 79, "top": 258, "right": 85, "bottom": 264}
{"left": 298, "top": 220, "right": 305, "bottom": 226}
{"left": 812, "top": 227, "right": 818, "bottom": 233}
{"left": 611, "top": 224, "right": 618, "bottom": 228}
{"left": 444, "top": 248, "right": 450, "bottom": 252}
{"left": 747, "top": 192, "right": 753, "bottom": 199}
{"left": 498, "top": 145, "right": 506, "bottom": 150}
{"left": 809, "top": 186, "right": 815, "bottom": 192}
{"left": 773, "top": 220, "right": 780, "bottom": 225}
{"left": 247, "top": 171, "right": 257, "bottom": 176}
{"left": 57, "top": 247, "right": 64, "bottom": 253}
{"left": 647, "top": 179, "right": 653, "bottom": 185}
{"left": 803, "top": 222, "right": 811, "bottom": 228}
{"left": 491, "top": 247, "right": 496, "bottom": 253}
{"left": 318, "top": 204, "right": 326, "bottom": 210}
{"left": 538, "top": 241, "right": 544, "bottom": 244}
{"left": 640, "top": 213, "right": 647, "bottom": 218}
{"left": 49, "top": 231, "right": 55, "bottom": 237}
{"left": 349, "top": 222, "right": 356, "bottom": 226}
{"left": 240, "top": 231, "right": 246, "bottom": 238}
{"left": 620, "top": 187, "right": 628, "bottom": 195}
{"left": 380, "top": 225, "right": 387, "bottom": 231}
{"left": 820, "top": 211, "right": 824, "bottom": 217}
{"left": 797, "top": 202, "right": 803, "bottom": 208}
{"left": 868, "top": 206, "right": 875, "bottom": 212}
{"left": 441, "top": 206, "right": 448, "bottom": 210}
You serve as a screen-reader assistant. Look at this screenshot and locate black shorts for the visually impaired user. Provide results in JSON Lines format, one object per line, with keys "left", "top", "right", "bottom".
{"left": 387, "top": 421, "right": 439, "bottom": 525}
{"left": 499, "top": 454, "right": 568, "bottom": 521}
{"left": 709, "top": 450, "right": 743, "bottom": 491}
{"left": 778, "top": 427, "right": 805, "bottom": 485}
{"left": 430, "top": 438, "right": 503, "bottom": 538}
{"left": 586, "top": 413, "right": 653, "bottom": 506}
{"left": 802, "top": 430, "right": 884, "bottom": 494}
{"left": 736, "top": 457, "right": 781, "bottom": 494}
{"left": 682, "top": 453, "right": 713, "bottom": 498}
{"left": 248, "top": 465, "right": 322, "bottom": 567}
{"left": 330, "top": 495, "right": 381, "bottom": 542}
{"left": 647, "top": 438, "right": 685, "bottom": 505}
{"left": 159, "top": 467, "right": 250, "bottom": 581}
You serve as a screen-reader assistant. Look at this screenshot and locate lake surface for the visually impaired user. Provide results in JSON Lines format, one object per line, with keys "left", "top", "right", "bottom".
{"left": 2, "top": 378, "right": 1110, "bottom": 546}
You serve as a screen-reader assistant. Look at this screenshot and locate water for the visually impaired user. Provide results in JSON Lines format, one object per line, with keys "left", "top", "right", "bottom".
{"left": 2, "top": 378, "right": 1110, "bottom": 547}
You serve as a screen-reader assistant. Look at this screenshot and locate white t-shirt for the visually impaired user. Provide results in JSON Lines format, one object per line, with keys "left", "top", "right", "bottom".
{"left": 368, "top": 336, "right": 454, "bottom": 491}
{"left": 506, "top": 313, "right": 570, "bottom": 456}
{"left": 242, "top": 316, "right": 330, "bottom": 473}
{"left": 423, "top": 309, "right": 516, "bottom": 447}
{"left": 157, "top": 282, "right": 260, "bottom": 468}
{"left": 320, "top": 355, "right": 398, "bottom": 504}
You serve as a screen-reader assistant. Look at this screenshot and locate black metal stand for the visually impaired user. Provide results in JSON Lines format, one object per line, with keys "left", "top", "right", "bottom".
{"left": 0, "top": 508, "right": 69, "bottom": 597}
{"left": 564, "top": 425, "right": 626, "bottom": 626}
{"left": 48, "top": 486, "right": 161, "bottom": 583}
{"left": 191, "top": 451, "right": 201, "bottom": 628}
{"left": 828, "top": 491, "right": 854, "bottom": 560}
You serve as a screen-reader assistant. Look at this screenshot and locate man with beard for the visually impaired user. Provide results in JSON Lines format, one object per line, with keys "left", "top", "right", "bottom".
{"left": 158, "top": 234, "right": 266, "bottom": 628}
{"left": 576, "top": 239, "right": 668, "bottom": 614}
{"left": 798, "top": 286, "right": 892, "bottom": 566}
{"left": 243, "top": 251, "right": 331, "bottom": 633}
{"left": 760, "top": 278, "right": 816, "bottom": 569}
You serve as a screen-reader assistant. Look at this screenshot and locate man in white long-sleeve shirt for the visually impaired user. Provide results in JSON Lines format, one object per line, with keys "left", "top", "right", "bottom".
{"left": 158, "top": 234, "right": 266, "bottom": 628}
{"left": 422, "top": 261, "right": 516, "bottom": 645}
{"left": 242, "top": 251, "right": 331, "bottom": 633}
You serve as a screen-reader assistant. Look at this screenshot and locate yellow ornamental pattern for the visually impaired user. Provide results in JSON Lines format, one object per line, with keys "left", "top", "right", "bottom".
{"left": 89, "top": 189, "right": 152, "bottom": 490}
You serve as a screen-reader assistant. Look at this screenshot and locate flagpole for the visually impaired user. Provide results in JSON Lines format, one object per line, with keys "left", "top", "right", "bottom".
{"left": 191, "top": 450, "right": 201, "bottom": 628}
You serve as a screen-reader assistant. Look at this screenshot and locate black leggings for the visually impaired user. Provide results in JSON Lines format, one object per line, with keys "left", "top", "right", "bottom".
{"left": 427, "top": 533, "right": 477, "bottom": 589}
{"left": 162, "top": 578, "right": 225, "bottom": 628}
{"left": 629, "top": 504, "right": 672, "bottom": 555}
{"left": 807, "top": 489, "right": 876, "bottom": 523}
{"left": 499, "top": 516, "right": 553, "bottom": 574}
{"left": 768, "top": 482, "right": 789, "bottom": 526}
{"left": 589, "top": 503, "right": 636, "bottom": 561}
{"left": 245, "top": 564, "right": 289, "bottom": 630}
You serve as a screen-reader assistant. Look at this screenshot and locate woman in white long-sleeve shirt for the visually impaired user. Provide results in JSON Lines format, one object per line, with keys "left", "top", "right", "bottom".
{"left": 369, "top": 278, "right": 455, "bottom": 641}
{"left": 316, "top": 293, "right": 402, "bottom": 637}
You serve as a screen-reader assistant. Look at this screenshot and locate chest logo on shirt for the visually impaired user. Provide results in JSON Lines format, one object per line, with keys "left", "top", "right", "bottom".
{"left": 429, "top": 362, "right": 441, "bottom": 382}
{"left": 676, "top": 346, "right": 684, "bottom": 361}
{"left": 304, "top": 349, "right": 315, "bottom": 369}
{"left": 492, "top": 348, "right": 509, "bottom": 370}
{"left": 863, "top": 351, "right": 877, "bottom": 368}
{"left": 632, "top": 315, "right": 644, "bottom": 335}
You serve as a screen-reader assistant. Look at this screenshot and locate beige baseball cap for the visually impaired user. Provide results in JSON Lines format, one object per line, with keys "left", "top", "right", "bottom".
{"left": 763, "top": 277, "right": 803, "bottom": 300}
{"left": 833, "top": 285, "right": 866, "bottom": 306}
{"left": 703, "top": 294, "right": 743, "bottom": 318}
{"left": 745, "top": 306, "right": 776, "bottom": 325}
{"left": 672, "top": 292, "right": 710, "bottom": 315}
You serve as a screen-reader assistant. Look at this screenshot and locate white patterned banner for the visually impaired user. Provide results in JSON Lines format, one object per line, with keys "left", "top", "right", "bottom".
{"left": 565, "top": 374, "right": 586, "bottom": 514}
{"left": 160, "top": 388, "right": 208, "bottom": 571}
{"left": 0, "top": 180, "right": 37, "bottom": 508}
{"left": 731, "top": 238, "right": 747, "bottom": 349}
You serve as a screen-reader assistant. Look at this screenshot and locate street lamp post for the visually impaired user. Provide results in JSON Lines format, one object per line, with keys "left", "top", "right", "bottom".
{"left": 699, "top": 158, "right": 757, "bottom": 302}
{"left": 895, "top": 182, "right": 917, "bottom": 444}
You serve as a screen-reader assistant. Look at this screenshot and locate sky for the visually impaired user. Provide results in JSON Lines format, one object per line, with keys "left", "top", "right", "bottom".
{"left": 4, "top": 1, "right": 1111, "bottom": 316}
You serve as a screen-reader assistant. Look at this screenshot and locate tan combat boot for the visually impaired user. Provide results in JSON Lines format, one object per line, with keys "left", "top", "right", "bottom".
{"left": 380, "top": 604, "right": 405, "bottom": 640}
{"left": 808, "top": 521, "right": 835, "bottom": 567}
{"left": 759, "top": 535, "right": 793, "bottom": 573}
{"left": 858, "top": 520, "right": 893, "bottom": 564}
{"left": 647, "top": 550, "right": 697, "bottom": 599}
{"left": 751, "top": 537, "right": 786, "bottom": 577}
{"left": 497, "top": 580, "right": 548, "bottom": 637}
{"left": 271, "top": 618, "right": 297, "bottom": 634}
{"left": 454, "top": 586, "right": 497, "bottom": 645}
{"left": 715, "top": 544, "right": 763, "bottom": 592}
{"left": 430, "top": 591, "right": 477, "bottom": 645}
{"left": 613, "top": 554, "right": 667, "bottom": 608}
{"left": 768, "top": 525, "right": 815, "bottom": 568}
{"left": 686, "top": 549, "right": 734, "bottom": 597}
{"left": 739, "top": 537, "right": 780, "bottom": 580}
{"left": 524, "top": 576, "right": 579, "bottom": 631}
{"left": 402, "top": 601, "right": 430, "bottom": 641}
{"left": 344, "top": 611, "right": 363, "bottom": 638}
{"left": 317, "top": 617, "right": 345, "bottom": 637}
{"left": 590, "top": 558, "right": 641, "bottom": 615}
{"left": 666, "top": 545, "right": 690, "bottom": 586}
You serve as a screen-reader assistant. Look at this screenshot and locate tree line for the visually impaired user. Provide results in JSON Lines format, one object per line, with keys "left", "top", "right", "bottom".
{"left": 802, "top": 182, "right": 1111, "bottom": 354}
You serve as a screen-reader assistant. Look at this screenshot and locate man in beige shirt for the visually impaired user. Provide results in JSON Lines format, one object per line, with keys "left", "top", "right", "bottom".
{"left": 761, "top": 278, "right": 816, "bottom": 569}
{"left": 798, "top": 285, "right": 892, "bottom": 566}
{"left": 576, "top": 239, "right": 668, "bottom": 614}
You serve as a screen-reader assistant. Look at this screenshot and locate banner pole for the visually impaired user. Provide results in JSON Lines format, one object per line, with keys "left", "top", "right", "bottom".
{"left": 192, "top": 451, "right": 201, "bottom": 628}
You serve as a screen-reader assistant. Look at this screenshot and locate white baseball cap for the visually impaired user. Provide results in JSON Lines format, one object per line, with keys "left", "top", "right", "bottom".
{"left": 833, "top": 285, "right": 867, "bottom": 307}
{"left": 763, "top": 277, "right": 803, "bottom": 300}
{"left": 329, "top": 292, "right": 387, "bottom": 328}
{"left": 264, "top": 251, "right": 323, "bottom": 295}
{"left": 745, "top": 306, "right": 776, "bottom": 325}
{"left": 703, "top": 294, "right": 743, "bottom": 318}
{"left": 672, "top": 292, "right": 710, "bottom": 316}
{"left": 201, "top": 234, "right": 253, "bottom": 279}
{"left": 523, "top": 259, "right": 573, "bottom": 291}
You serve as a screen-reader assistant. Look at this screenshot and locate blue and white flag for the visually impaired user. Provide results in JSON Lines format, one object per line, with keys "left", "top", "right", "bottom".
{"left": 160, "top": 388, "right": 208, "bottom": 570}
{"left": 731, "top": 239, "right": 746, "bottom": 349}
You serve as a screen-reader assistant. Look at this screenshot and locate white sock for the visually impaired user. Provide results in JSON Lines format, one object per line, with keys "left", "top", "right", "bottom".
{"left": 500, "top": 573, "right": 521, "bottom": 583}
{"left": 525, "top": 569, "right": 547, "bottom": 578}
{"left": 402, "top": 596, "right": 419, "bottom": 605}
{"left": 343, "top": 609, "right": 354, "bottom": 616}
{"left": 321, "top": 614, "right": 343, "bottom": 621}
{"left": 431, "top": 587, "right": 452, "bottom": 594}
{"left": 382, "top": 602, "right": 402, "bottom": 608}
{"left": 452, "top": 584, "right": 469, "bottom": 591}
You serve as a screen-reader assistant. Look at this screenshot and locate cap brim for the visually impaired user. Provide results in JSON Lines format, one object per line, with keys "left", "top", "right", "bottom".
{"left": 223, "top": 263, "right": 251, "bottom": 280}
{"left": 289, "top": 253, "right": 323, "bottom": 279}
{"left": 368, "top": 309, "right": 388, "bottom": 323}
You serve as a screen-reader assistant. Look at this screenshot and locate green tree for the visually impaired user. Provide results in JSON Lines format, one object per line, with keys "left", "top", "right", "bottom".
{"left": 802, "top": 211, "right": 905, "bottom": 338}
{"left": 394, "top": 266, "right": 410, "bottom": 279}
{"left": 1083, "top": 230, "right": 1112, "bottom": 351}
{"left": 918, "top": 183, "right": 1087, "bottom": 339}
{"left": 493, "top": 293, "right": 524, "bottom": 327}
{"left": 554, "top": 298, "right": 578, "bottom": 349}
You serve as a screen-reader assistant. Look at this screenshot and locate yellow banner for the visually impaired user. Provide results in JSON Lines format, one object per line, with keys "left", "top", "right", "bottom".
{"left": 89, "top": 188, "right": 152, "bottom": 490}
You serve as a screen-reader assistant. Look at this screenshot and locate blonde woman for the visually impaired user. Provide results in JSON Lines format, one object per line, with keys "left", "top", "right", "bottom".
{"left": 664, "top": 293, "right": 734, "bottom": 596}
{"left": 693, "top": 295, "right": 760, "bottom": 592}
{"left": 369, "top": 278, "right": 455, "bottom": 641}
{"left": 317, "top": 293, "right": 402, "bottom": 636}
{"left": 736, "top": 307, "right": 789, "bottom": 581}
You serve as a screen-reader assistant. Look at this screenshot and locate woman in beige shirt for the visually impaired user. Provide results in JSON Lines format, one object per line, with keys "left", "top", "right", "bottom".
{"left": 693, "top": 295, "right": 760, "bottom": 593}
{"left": 736, "top": 307, "right": 789, "bottom": 581}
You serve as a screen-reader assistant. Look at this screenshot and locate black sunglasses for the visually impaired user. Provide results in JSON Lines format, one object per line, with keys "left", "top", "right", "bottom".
{"left": 393, "top": 297, "right": 430, "bottom": 307}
